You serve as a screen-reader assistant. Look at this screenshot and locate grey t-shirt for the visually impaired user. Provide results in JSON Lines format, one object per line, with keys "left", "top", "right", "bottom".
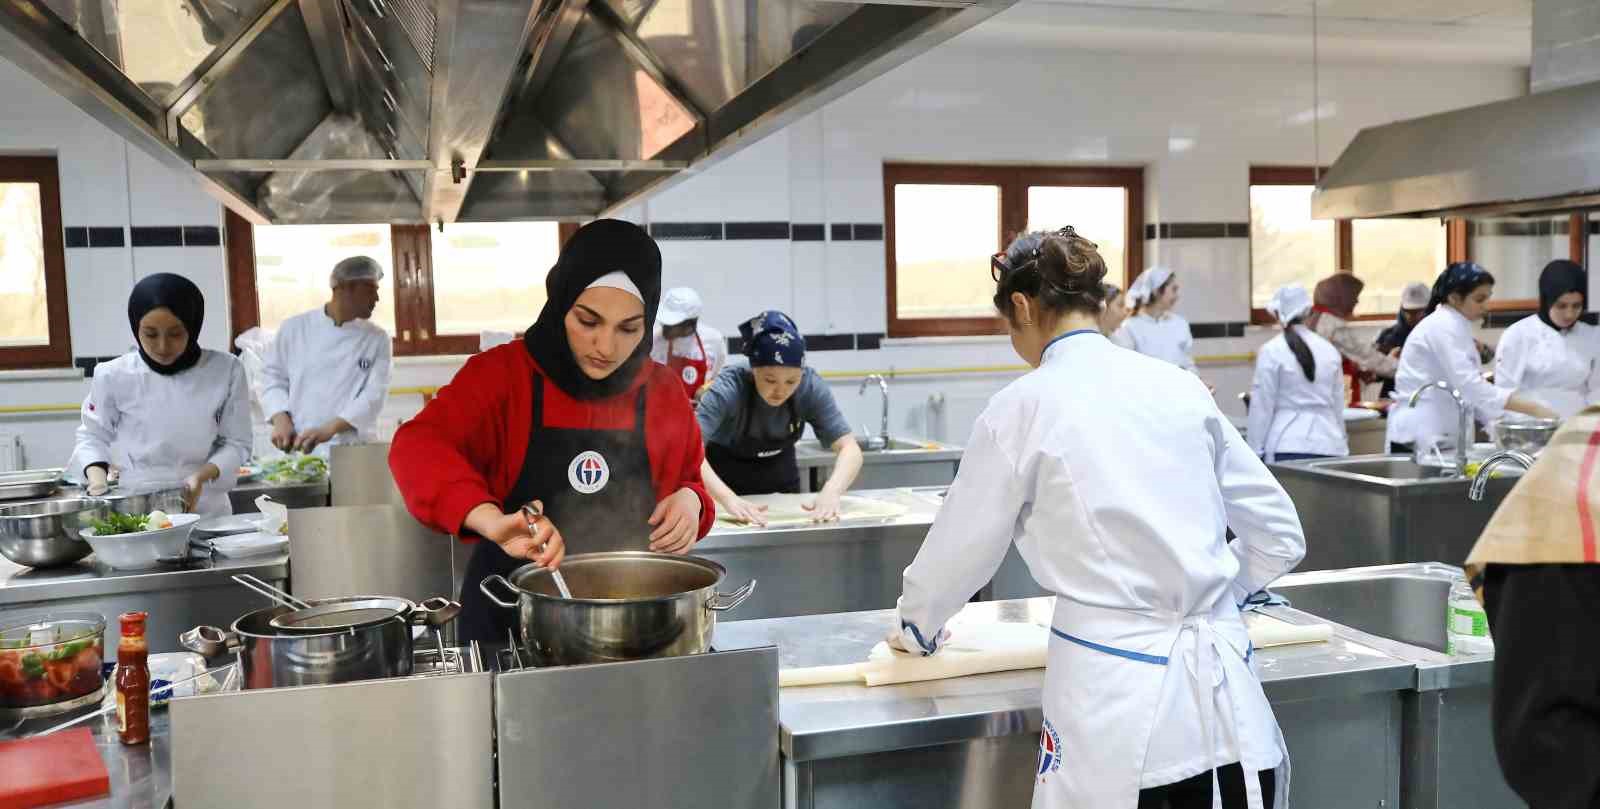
{"left": 697, "top": 365, "right": 853, "bottom": 451}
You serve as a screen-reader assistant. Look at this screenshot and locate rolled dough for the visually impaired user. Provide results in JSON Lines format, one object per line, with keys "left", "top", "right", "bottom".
{"left": 716, "top": 493, "right": 909, "bottom": 527}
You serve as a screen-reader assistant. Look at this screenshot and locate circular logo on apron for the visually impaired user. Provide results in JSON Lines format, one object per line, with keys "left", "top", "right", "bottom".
{"left": 1037, "top": 719, "right": 1062, "bottom": 779}
{"left": 567, "top": 451, "right": 609, "bottom": 495}
{"left": 681, "top": 366, "right": 698, "bottom": 384}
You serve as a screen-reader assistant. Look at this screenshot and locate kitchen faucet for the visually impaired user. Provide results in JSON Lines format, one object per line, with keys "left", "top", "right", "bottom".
{"left": 1407, "top": 380, "right": 1471, "bottom": 475}
{"left": 1468, "top": 450, "right": 1534, "bottom": 501}
{"left": 859, "top": 374, "right": 890, "bottom": 450}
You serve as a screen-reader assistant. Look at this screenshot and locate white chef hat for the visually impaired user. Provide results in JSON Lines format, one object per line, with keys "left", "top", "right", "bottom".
{"left": 1266, "top": 284, "right": 1313, "bottom": 325}
{"left": 330, "top": 255, "right": 384, "bottom": 288}
{"left": 1128, "top": 266, "right": 1175, "bottom": 306}
{"left": 657, "top": 287, "right": 703, "bottom": 327}
{"left": 585, "top": 270, "right": 644, "bottom": 303}
{"left": 1400, "top": 282, "right": 1431, "bottom": 310}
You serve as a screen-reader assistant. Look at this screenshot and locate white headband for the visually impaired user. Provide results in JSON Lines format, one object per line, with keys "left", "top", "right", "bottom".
{"left": 585, "top": 271, "right": 643, "bottom": 302}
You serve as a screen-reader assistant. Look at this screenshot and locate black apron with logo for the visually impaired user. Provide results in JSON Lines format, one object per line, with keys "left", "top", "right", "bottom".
{"left": 705, "top": 377, "right": 805, "bottom": 496}
{"left": 456, "top": 375, "right": 657, "bottom": 643}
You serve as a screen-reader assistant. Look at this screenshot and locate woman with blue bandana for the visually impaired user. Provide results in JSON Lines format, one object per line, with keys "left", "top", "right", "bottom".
{"left": 695, "top": 311, "right": 863, "bottom": 525}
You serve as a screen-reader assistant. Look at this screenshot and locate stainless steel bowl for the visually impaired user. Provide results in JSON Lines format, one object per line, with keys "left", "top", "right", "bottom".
{"left": 1495, "top": 418, "right": 1561, "bottom": 454}
{"left": 0, "top": 498, "right": 109, "bottom": 568}
{"left": 98, "top": 483, "right": 187, "bottom": 516}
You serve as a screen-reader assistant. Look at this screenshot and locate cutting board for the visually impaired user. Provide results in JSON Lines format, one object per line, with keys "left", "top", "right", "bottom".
{"left": 716, "top": 493, "right": 909, "bottom": 528}
{"left": 0, "top": 727, "right": 111, "bottom": 809}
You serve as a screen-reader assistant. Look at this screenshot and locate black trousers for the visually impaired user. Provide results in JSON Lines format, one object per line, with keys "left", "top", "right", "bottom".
{"left": 1137, "top": 764, "right": 1276, "bottom": 809}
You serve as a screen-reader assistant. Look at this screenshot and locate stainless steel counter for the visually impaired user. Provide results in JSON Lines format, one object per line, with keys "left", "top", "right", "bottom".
{"left": 794, "top": 438, "right": 962, "bottom": 493}
{"left": 1, "top": 709, "right": 173, "bottom": 809}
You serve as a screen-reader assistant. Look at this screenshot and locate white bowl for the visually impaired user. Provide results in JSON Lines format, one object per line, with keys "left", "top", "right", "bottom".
{"left": 82, "top": 513, "right": 201, "bottom": 569}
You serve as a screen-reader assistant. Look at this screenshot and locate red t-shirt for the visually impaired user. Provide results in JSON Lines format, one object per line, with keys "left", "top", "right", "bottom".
{"left": 388, "top": 344, "right": 715, "bottom": 540}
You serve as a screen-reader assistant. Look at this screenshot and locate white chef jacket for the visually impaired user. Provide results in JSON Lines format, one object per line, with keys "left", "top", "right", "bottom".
{"left": 649, "top": 323, "right": 726, "bottom": 382}
{"left": 897, "top": 332, "right": 1304, "bottom": 809}
{"left": 1387, "top": 306, "right": 1511, "bottom": 450}
{"left": 1247, "top": 327, "right": 1348, "bottom": 461}
{"left": 71, "top": 351, "right": 252, "bottom": 516}
{"left": 1493, "top": 315, "right": 1600, "bottom": 420}
{"left": 1112, "top": 312, "right": 1197, "bottom": 372}
{"left": 260, "top": 308, "right": 393, "bottom": 448}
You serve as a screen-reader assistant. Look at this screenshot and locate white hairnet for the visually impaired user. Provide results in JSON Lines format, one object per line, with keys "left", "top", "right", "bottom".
{"left": 1266, "top": 284, "right": 1313, "bottom": 325}
{"left": 1128, "top": 266, "right": 1175, "bottom": 307}
{"left": 1400, "top": 282, "right": 1431, "bottom": 310}
{"left": 585, "top": 270, "right": 643, "bottom": 302}
{"left": 330, "top": 256, "right": 384, "bottom": 288}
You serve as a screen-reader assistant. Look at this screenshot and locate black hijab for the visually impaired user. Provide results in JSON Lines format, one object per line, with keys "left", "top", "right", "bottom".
{"left": 523, "top": 219, "right": 661, "bottom": 400}
{"left": 127, "top": 273, "right": 205, "bottom": 375}
{"left": 1536, "top": 259, "right": 1587, "bottom": 331}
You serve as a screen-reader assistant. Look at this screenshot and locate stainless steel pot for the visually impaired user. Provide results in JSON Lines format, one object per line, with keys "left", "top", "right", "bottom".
{"left": 99, "top": 484, "right": 187, "bottom": 516}
{"left": 0, "top": 497, "right": 108, "bottom": 568}
{"left": 480, "top": 552, "right": 756, "bottom": 666}
{"left": 1495, "top": 417, "right": 1561, "bottom": 454}
{"left": 179, "top": 595, "right": 460, "bottom": 689}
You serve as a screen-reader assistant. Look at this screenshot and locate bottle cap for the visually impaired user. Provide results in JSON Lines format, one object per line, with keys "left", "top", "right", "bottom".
{"left": 119, "top": 611, "right": 148, "bottom": 635}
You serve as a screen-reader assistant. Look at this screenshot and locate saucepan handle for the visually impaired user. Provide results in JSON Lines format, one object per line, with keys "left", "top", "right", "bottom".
{"left": 180, "top": 625, "right": 236, "bottom": 658}
{"left": 413, "top": 596, "right": 463, "bottom": 626}
{"left": 479, "top": 575, "right": 520, "bottom": 609}
{"left": 707, "top": 579, "right": 757, "bottom": 612}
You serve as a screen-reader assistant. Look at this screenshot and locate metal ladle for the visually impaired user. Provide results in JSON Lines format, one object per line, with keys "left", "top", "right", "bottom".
{"left": 520, "top": 503, "right": 573, "bottom": 599}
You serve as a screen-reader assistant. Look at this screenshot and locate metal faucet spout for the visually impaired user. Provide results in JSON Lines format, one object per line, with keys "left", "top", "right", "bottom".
{"left": 1468, "top": 450, "right": 1534, "bottom": 501}
{"left": 859, "top": 374, "right": 891, "bottom": 448}
{"left": 1408, "top": 380, "right": 1472, "bottom": 475}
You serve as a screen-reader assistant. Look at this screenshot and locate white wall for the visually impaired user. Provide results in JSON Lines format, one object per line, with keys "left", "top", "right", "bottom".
{"left": 0, "top": 6, "right": 1536, "bottom": 468}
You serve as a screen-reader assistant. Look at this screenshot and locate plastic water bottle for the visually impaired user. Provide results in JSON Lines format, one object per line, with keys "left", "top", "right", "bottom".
{"left": 1445, "top": 580, "right": 1493, "bottom": 656}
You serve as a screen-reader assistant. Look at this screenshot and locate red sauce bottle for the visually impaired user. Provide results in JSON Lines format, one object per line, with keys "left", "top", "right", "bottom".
{"left": 115, "top": 611, "right": 150, "bottom": 745}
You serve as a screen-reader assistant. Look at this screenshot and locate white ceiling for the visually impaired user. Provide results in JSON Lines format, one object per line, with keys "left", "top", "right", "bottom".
{"left": 1024, "top": 0, "right": 1531, "bottom": 28}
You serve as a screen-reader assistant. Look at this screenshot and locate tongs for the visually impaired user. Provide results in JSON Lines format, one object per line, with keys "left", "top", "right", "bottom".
{"left": 520, "top": 503, "right": 573, "bottom": 599}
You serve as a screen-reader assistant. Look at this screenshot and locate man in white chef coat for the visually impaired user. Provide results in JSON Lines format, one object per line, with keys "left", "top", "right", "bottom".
{"left": 262, "top": 256, "right": 393, "bottom": 455}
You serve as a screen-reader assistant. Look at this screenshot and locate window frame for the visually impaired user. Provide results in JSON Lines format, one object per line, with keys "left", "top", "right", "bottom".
{"left": 225, "top": 213, "right": 581, "bottom": 356}
{"left": 883, "top": 163, "right": 1144, "bottom": 339}
{"left": 0, "top": 155, "right": 73, "bottom": 370}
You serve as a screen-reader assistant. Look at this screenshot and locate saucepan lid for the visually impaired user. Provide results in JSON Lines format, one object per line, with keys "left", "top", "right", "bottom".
{"left": 268, "top": 597, "right": 414, "bottom": 633}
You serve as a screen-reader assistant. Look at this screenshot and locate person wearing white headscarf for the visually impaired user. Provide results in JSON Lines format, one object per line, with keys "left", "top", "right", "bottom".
{"left": 1110, "top": 267, "right": 1196, "bottom": 373}
{"left": 1247, "top": 285, "right": 1348, "bottom": 462}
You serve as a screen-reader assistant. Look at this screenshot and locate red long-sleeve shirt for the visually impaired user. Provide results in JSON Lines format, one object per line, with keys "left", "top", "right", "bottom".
{"left": 388, "top": 344, "right": 715, "bottom": 541}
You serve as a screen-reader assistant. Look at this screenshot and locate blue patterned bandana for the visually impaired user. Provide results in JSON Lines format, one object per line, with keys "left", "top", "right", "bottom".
{"left": 739, "top": 311, "right": 806, "bottom": 368}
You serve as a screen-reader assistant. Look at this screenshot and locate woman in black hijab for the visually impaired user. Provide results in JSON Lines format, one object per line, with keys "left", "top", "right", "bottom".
{"left": 390, "top": 220, "right": 716, "bottom": 642}
{"left": 1494, "top": 260, "right": 1597, "bottom": 419}
{"left": 72, "top": 273, "right": 253, "bottom": 515}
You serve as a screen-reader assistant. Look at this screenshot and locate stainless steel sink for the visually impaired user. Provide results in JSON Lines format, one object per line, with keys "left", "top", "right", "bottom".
{"left": 793, "top": 437, "right": 962, "bottom": 493}
{"left": 1273, "top": 566, "right": 1456, "bottom": 653}
{"left": 1295, "top": 456, "right": 1461, "bottom": 482}
{"left": 858, "top": 437, "right": 941, "bottom": 453}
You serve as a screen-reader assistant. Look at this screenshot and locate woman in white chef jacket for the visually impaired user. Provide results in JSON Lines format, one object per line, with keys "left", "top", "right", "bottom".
{"left": 894, "top": 227, "right": 1305, "bottom": 809}
{"left": 1247, "top": 285, "right": 1348, "bottom": 462}
{"left": 1493, "top": 260, "right": 1598, "bottom": 420}
{"left": 1387, "top": 263, "right": 1557, "bottom": 455}
{"left": 72, "top": 274, "right": 252, "bottom": 516}
{"left": 1111, "top": 266, "right": 1196, "bottom": 372}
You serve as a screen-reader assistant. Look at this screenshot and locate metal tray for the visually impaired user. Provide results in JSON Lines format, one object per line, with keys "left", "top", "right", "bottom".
{"left": 0, "top": 469, "right": 63, "bottom": 501}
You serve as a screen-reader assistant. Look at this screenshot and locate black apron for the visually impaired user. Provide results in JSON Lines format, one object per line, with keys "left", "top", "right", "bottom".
{"left": 705, "top": 377, "right": 805, "bottom": 496}
{"left": 456, "top": 375, "right": 658, "bottom": 643}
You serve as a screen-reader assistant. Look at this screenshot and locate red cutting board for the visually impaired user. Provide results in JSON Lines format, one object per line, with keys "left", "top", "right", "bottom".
{"left": 0, "top": 727, "right": 111, "bottom": 808}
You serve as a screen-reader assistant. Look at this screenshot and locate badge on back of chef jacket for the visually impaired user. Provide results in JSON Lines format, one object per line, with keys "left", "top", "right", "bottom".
{"left": 568, "top": 451, "right": 609, "bottom": 495}
{"left": 1037, "top": 719, "right": 1063, "bottom": 780}
{"left": 359, "top": 357, "right": 373, "bottom": 371}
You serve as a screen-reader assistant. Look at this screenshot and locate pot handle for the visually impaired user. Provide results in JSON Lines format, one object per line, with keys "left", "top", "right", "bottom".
{"left": 707, "top": 579, "right": 757, "bottom": 612}
{"left": 414, "top": 596, "right": 463, "bottom": 627}
{"left": 180, "top": 625, "right": 236, "bottom": 658}
{"left": 479, "top": 574, "right": 520, "bottom": 609}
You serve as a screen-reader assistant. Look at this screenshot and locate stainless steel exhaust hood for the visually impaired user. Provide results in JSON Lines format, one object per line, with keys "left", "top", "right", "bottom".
{"left": 0, "top": 0, "right": 1016, "bottom": 225}
{"left": 1311, "top": 80, "right": 1600, "bottom": 220}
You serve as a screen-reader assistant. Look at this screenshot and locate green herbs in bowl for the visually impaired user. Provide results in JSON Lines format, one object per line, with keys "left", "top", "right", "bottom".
{"left": 261, "top": 453, "right": 329, "bottom": 485}
{"left": 88, "top": 512, "right": 151, "bottom": 536}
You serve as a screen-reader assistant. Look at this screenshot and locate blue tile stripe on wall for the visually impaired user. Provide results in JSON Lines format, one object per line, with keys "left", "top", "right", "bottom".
{"left": 64, "top": 226, "right": 221, "bottom": 248}
{"left": 1144, "top": 222, "right": 1251, "bottom": 239}
{"left": 646, "top": 222, "right": 884, "bottom": 242}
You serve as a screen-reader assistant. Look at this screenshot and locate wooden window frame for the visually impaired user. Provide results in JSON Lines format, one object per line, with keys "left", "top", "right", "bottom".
{"left": 225, "top": 214, "right": 584, "bottom": 356}
{"left": 0, "top": 155, "right": 72, "bottom": 370}
{"left": 884, "top": 163, "right": 1144, "bottom": 339}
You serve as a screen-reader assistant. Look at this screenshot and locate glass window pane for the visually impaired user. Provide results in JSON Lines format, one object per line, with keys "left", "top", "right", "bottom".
{"left": 253, "top": 225, "right": 396, "bottom": 335}
{"left": 1026, "top": 186, "right": 1127, "bottom": 285}
{"left": 892, "top": 184, "right": 1000, "bottom": 320}
{"left": 1350, "top": 219, "right": 1448, "bottom": 316}
{"left": 1590, "top": 212, "right": 1598, "bottom": 275}
{"left": 430, "top": 222, "right": 561, "bottom": 336}
{"left": 1249, "top": 185, "right": 1335, "bottom": 310}
{"left": 1470, "top": 217, "right": 1571, "bottom": 301}
{"left": 0, "top": 182, "right": 50, "bottom": 347}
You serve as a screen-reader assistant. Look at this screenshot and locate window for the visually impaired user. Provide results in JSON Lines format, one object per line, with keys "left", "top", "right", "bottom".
{"left": 1249, "top": 166, "right": 1449, "bottom": 321}
{"left": 884, "top": 164, "right": 1144, "bottom": 338}
{"left": 226, "top": 212, "right": 567, "bottom": 356}
{"left": 0, "top": 156, "right": 70, "bottom": 369}
{"left": 1468, "top": 216, "right": 1573, "bottom": 302}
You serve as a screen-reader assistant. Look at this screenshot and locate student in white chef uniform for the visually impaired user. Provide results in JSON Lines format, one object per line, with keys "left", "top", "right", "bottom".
{"left": 1493, "top": 260, "right": 1598, "bottom": 420}
{"left": 261, "top": 256, "right": 393, "bottom": 456}
{"left": 894, "top": 227, "right": 1306, "bottom": 809}
{"left": 1111, "top": 266, "right": 1196, "bottom": 372}
{"left": 73, "top": 274, "right": 252, "bottom": 516}
{"left": 1247, "top": 284, "right": 1348, "bottom": 462}
{"left": 649, "top": 287, "right": 725, "bottom": 403}
{"left": 1387, "top": 262, "right": 1557, "bottom": 455}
